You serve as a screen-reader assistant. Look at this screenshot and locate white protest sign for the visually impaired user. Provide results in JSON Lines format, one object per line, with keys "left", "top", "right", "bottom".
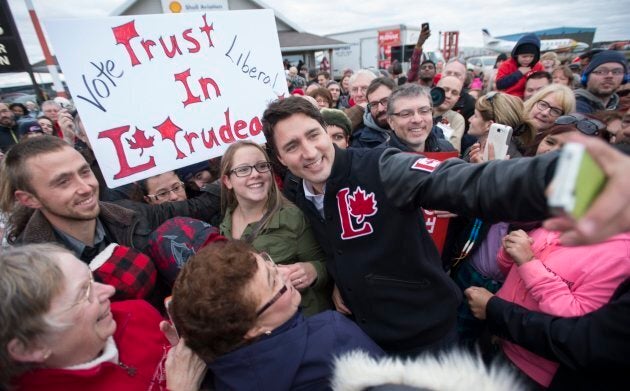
{"left": 45, "top": 10, "right": 287, "bottom": 188}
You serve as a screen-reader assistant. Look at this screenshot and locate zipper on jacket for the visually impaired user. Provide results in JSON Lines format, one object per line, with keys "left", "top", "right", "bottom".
{"left": 365, "top": 274, "right": 429, "bottom": 287}
{"left": 119, "top": 361, "right": 137, "bottom": 376}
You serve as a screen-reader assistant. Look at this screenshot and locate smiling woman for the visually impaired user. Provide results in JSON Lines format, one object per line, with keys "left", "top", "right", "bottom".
{"left": 0, "top": 243, "right": 205, "bottom": 391}
{"left": 171, "top": 240, "right": 383, "bottom": 390}
{"left": 219, "top": 140, "right": 332, "bottom": 316}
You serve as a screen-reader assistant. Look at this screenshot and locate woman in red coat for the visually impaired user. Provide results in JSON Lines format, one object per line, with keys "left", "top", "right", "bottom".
{"left": 0, "top": 244, "right": 205, "bottom": 391}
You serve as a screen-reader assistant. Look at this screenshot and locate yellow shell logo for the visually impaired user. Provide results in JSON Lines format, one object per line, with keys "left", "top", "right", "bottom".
{"left": 169, "top": 1, "right": 183, "bottom": 13}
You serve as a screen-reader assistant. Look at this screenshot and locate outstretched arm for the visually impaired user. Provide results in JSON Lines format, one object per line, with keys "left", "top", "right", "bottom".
{"left": 406, "top": 24, "right": 431, "bottom": 83}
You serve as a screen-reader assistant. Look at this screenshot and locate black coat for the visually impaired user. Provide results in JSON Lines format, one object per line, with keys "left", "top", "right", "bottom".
{"left": 286, "top": 146, "right": 556, "bottom": 352}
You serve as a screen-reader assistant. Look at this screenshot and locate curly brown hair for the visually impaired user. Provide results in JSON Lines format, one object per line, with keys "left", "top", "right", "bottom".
{"left": 171, "top": 240, "right": 260, "bottom": 362}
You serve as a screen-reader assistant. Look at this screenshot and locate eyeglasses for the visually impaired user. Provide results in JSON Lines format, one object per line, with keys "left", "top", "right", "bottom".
{"left": 590, "top": 68, "right": 625, "bottom": 77}
{"left": 535, "top": 100, "right": 564, "bottom": 117}
{"left": 367, "top": 97, "right": 389, "bottom": 111}
{"left": 56, "top": 270, "right": 95, "bottom": 315}
{"left": 147, "top": 181, "right": 186, "bottom": 200}
{"left": 255, "top": 252, "right": 288, "bottom": 317}
{"left": 420, "top": 64, "right": 435, "bottom": 70}
{"left": 230, "top": 161, "right": 272, "bottom": 177}
{"left": 390, "top": 106, "right": 432, "bottom": 119}
{"left": 350, "top": 86, "right": 368, "bottom": 94}
{"left": 554, "top": 113, "right": 606, "bottom": 136}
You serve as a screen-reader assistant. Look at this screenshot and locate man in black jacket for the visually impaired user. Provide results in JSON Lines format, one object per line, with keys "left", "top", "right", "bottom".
{"left": 263, "top": 96, "right": 556, "bottom": 356}
{"left": 0, "top": 136, "right": 221, "bottom": 262}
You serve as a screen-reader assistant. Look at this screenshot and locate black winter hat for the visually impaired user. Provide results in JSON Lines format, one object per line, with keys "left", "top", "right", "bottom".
{"left": 515, "top": 43, "right": 538, "bottom": 56}
{"left": 582, "top": 50, "right": 628, "bottom": 80}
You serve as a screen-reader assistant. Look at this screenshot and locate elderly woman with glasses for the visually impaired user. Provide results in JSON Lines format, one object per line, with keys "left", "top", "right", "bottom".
{"left": 524, "top": 84, "right": 576, "bottom": 134}
{"left": 219, "top": 140, "right": 331, "bottom": 316}
{"left": 0, "top": 244, "right": 206, "bottom": 391}
{"left": 170, "top": 240, "right": 383, "bottom": 390}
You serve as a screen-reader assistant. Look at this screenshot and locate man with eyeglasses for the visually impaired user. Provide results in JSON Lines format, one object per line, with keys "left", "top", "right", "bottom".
{"left": 263, "top": 96, "right": 571, "bottom": 356}
{"left": 0, "top": 136, "right": 221, "bottom": 264}
{"left": 350, "top": 77, "right": 396, "bottom": 148}
{"left": 575, "top": 50, "right": 628, "bottom": 114}
{"left": 387, "top": 84, "right": 455, "bottom": 153}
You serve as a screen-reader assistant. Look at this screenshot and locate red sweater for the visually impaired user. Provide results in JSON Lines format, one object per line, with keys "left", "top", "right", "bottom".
{"left": 15, "top": 300, "right": 170, "bottom": 391}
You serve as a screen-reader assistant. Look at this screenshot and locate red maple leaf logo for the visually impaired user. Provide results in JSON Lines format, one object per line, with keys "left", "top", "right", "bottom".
{"left": 126, "top": 127, "right": 154, "bottom": 156}
{"left": 347, "top": 187, "right": 378, "bottom": 224}
{"left": 154, "top": 116, "right": 186, "bottom": 159}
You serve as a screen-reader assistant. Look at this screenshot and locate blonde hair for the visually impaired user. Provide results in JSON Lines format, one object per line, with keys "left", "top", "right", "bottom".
{"left": 220, "top": 141, "right": 285, "bottom": 231}
{"left": 524, "top": 84, "right": 576, "bottom": 120}
{"left": 476, "top": 92, "right": 536, "bottom": 145}
{"left": 540, "top": 51, "right": 559, "bottom": 66}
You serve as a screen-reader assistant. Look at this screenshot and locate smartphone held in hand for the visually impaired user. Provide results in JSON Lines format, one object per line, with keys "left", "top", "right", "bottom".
{"left": 548, "top": 142, "right": 606, "bottom": 219}
{"left": 483, "top": 123, "right": 512, "bottom": 161}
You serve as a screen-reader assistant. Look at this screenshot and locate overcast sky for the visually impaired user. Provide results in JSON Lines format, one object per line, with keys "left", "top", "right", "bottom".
{"left": 5, "top": 0, "right": 630, "bottom": 63}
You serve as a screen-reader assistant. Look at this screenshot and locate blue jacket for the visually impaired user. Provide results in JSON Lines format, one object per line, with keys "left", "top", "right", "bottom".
{"left": 208, "top": 310, "right": 383, "bottom": 390}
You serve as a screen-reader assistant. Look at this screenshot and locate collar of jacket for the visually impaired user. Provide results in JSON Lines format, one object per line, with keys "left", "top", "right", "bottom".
{"left": 326, "top": 145, "right": 356, "bottom": 188}
{"left": 21, "top": 202, "right": 135, "bottom": 243}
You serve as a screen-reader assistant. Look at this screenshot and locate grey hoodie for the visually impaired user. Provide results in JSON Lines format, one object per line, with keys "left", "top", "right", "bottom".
{"left": 349, "top": 108, "right": 391, "bottom": 148}
{"left": 574, "top": 88, "right": 620, "bottom": 114}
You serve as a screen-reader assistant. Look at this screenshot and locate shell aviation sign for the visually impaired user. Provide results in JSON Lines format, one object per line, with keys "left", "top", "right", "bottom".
{"left": 45, "top": 10, "right": 286, "bottom": 188}
{"left": 161, "top": 0, "right": 229, "bottom": 13}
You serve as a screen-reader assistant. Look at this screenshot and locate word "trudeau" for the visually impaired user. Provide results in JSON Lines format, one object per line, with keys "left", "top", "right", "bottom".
{"left": 98, "top": 109, "right": 262, "bottom": 180}
{"left": 112, "top": 15, "right": 216, "bottom": 66}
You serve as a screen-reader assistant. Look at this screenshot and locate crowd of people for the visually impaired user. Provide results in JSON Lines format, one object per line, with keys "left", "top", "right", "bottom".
{"left": 1, "top": 21, "right": 630, "bottom": 391}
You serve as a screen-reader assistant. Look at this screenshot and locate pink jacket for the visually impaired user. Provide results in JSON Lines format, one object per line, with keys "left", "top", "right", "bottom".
{"left": 496, "top": 228, "right": 630, "bottom": 387}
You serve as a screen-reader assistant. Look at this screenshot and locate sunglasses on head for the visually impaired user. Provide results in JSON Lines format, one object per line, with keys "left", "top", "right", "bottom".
{"left": 554, "top": 113, "right": 606, "bottom": 136}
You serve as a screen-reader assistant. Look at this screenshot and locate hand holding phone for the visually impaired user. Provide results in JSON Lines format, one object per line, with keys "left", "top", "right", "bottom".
{"left": 548, "top": 142, "right": 606, "bottom": 219}
{"left": 417, "top": 23, "right": 431, "bottom": 46}
{"left": 483, "top": 123, "right": 512, "bottom": 161}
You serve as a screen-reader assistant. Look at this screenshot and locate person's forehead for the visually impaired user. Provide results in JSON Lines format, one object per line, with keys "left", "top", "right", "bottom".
{"left": 28, "top": 147, "right": 85, "bottom": 172}
{"left": 367, "top": 85, "right": 392, "bottom": 100}
{"left": 0, "top": 103, "right": 9, "bottom": 110}
{"left": 445, "top": 61, "right": 465, "bottom": 73}
{"left": 438, "top": 76, "right": 463, "bottom": 89}
{"left": 527, "top": 78, "right": 549, "bottom": 87}
{"left": 275, "top": 112, "right": 319, "bottom": 134}
{"left": 391, "top": 95, "right": 430, "bottom": 110}
{"left": 327, "top": 124, "right": 344, "bottom": 133}
{"left": 352, "top": 74, "right": 374, "bottom": 86}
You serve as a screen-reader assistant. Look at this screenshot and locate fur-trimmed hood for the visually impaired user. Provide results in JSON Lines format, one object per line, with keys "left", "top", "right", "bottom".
{"left": 331, "top": 349, "right": 526, "bottom": 391}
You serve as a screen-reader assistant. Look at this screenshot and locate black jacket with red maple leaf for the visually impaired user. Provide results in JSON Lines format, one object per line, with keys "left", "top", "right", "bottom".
{"left": 286, "top": 146, "right": 557, "bottom": 352}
